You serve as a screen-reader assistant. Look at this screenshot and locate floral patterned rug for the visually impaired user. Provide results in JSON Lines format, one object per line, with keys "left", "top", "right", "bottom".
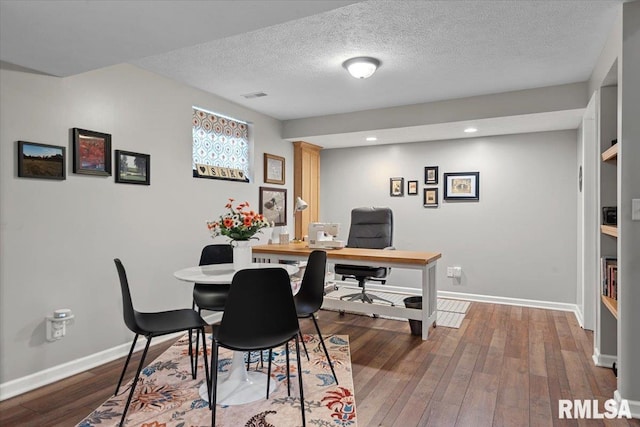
{"left": 77, "top": 333, "right": 356, "bottom": 426}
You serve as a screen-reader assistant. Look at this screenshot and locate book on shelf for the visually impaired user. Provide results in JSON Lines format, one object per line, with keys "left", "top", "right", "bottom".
{"left": 601, "top": 256, "right": 617, "bottom": 300}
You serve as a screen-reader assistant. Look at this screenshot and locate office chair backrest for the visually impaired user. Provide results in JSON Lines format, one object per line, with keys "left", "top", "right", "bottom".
{"left": 217, "top": 268, "right": 299, "bottom": 349}
{"left": 199, "top": 244, "right": 233, "bottom": 266}
{"left": 114, "top": 258, "right": 144, "bottom": 335}
{"left": 296, "top": 250, "right": 328, "bottom": 312}
{"left": 347, "top": 207, "right": 393, "bottom": 249}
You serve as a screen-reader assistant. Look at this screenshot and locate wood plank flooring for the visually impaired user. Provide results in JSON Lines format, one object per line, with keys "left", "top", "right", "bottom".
{"left": 1, "top": 301, "right": 638, "bottom": 426}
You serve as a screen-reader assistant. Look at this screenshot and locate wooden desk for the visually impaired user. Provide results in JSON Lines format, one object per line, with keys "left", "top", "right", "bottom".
{"left": 252, "top": 243, "right": 442, "bottom": 340}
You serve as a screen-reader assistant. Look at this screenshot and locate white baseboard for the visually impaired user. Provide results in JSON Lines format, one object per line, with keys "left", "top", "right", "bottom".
{"left": 615, "top": 390, "right": 640, "bottom": 419}
{"left": 0, "top": 312, "right": 221, "bottom": 401}
{"left": 592, "top": 347, "right": 617, "bottom": 368}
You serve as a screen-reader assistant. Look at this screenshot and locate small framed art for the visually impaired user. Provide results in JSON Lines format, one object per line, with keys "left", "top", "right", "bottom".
{"left": 264, "top": 153, "right": 285, "bottom": 185}
{"left": 424, "top": 188, "right": 439, "bottom": 207}
{"left": 115, "top": 150, "right": 150, "bottom": 185}
{"left": 390, "top": 177, "right": 404, "bottom": 197}
{"left": 424, "top": 166, "right": 438, "bottom": 185}
{"left": 408, "top": 180, "right": 418, "bottom": 195}
{"left": 259, "top": 186, "right": 287, "bottom": 226}
{"left": 17, "top": 141, "right": 66, "bottom": 180}
{"left": 73, "top": 128, "right": 112, "bottom": 176}
{"left": 444, "top": 172, "right": 480, "bottom": 201}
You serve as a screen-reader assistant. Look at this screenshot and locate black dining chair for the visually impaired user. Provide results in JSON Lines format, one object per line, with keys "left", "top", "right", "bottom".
{"left": 295, "top": 250, "right": 338, "bottom": 385}
{"left": 209, "top": 268, "right": 305, "bottom": 426}
{"left": 114, "top": 258, "right": 210, "bottom": 427}
{"left": 192, "top": 244, "right": 233, "bottom": 371}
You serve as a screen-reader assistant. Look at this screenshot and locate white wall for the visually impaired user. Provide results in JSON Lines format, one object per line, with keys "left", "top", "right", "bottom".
{"left": 320, "top": 131, "right": 578, "bottom": 303}
{"left": 0, "top": 64, "right": 292, "bottom": 384}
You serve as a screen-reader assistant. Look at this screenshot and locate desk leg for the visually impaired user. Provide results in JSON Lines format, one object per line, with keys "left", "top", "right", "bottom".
{"left": 422, "top": 262, "right": 437, "bottom": 340}
{"left": 199, "top": 351, "right": 276, "bottom": 405}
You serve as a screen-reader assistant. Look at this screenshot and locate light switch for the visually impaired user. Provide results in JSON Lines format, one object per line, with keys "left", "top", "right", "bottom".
{"left": 633, "top": 199, "right": 640, "bottom": 221}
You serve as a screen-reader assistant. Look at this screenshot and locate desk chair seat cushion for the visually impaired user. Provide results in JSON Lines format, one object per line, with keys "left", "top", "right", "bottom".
{"left": 334, "top": 264, "right": 387, "bottom": 279}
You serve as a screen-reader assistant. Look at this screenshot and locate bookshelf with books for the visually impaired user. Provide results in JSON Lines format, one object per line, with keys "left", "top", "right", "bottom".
{"left": 601, "top": 257, "right": 618, "bottom": 318}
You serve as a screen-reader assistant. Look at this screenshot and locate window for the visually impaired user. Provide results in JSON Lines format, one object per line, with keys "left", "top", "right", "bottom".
{"left": 192, "top": 107, "right": 250, "bottom": 179}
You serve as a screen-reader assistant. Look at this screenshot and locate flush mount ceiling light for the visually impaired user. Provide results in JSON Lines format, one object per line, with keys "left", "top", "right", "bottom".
{"left": 343, "top": 57, "right": 380, "bottom": 79}
{"left": 464, "top": 127, "right": 478, "bottom": 133}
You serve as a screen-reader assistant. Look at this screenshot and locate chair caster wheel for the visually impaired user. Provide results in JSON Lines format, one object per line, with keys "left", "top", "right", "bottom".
{"left": 372, "top": 314, "right": 379, "bottom": 318}
{"left": 339, "top": 310, "right": 345, "bottom": 316}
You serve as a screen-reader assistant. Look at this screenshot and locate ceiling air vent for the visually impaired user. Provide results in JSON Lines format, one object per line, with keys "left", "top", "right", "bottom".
{"left": 242, "top": 92, "right": 268, "bottom": 99}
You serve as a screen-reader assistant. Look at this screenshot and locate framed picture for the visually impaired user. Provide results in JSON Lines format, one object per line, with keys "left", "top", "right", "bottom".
{"left": 390, "top": 177, "right": 404, "bottom": 197}
{"left": 17, "top": 141, "right": 66, "bottom": 180}
{"left": 115, "top": 150, "right": 150, "bottom": 185}
{"left": 444, "top": 172, "right": 480, "bottom": 201}
{"left": 264, "top": 153, "right": 285, "bottom": 185}
{"left": 73, "top": 128, "right": 111, "bottom": 176}
{"left": 407, "top": 180, "right": 418, "bottom": 195}
{"left": 424, "top": 166, "right": 438, "bottom": 185}
{"left": 259, "top": 186, "right": 287, "bottom": 226}
{"left": 423, "top": 188, "right": 439, "bottom": 207}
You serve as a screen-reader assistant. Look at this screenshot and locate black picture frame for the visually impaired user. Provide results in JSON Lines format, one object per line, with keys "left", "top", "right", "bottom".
{"left": 444, "top": 172, "right": 480, "bottom": 201}
{"left": 115, "top": 150, "right": 150, "bottom": 185}
{"left": 259, "top": 186, "right": 287, "bottom": 226}
{"left": 17, "top": 141, "right": 66, "bottom": 180}
{"left": 390, "top": 177, "right": 404, "bottom": 197}
{"left": 425, "top": 166, "right": 438, "bottom": 185}
{"left": 72, "top": 128, "right": 111, "bottom": 176}
{"left": 423, "top": 187, "right": 439, "bottom": 207}
{"left": 407, "top": 180, "right": 418, "bottom": 195}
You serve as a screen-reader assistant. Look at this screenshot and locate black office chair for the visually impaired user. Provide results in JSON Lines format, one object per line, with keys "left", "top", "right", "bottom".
{"left": 192, "top": 244, "right": 233, "bottom": 371}
{"left": 114, "top": 258, "right": 209, "bottom": 427}
{"left": 295, "top": 250, "right": 338, "bottom": 384}
{"left": 209, "top": 268, "right": 305, "bottom": 427}
{"left": 335, "top": 207, "right": 395, "bottom": 305}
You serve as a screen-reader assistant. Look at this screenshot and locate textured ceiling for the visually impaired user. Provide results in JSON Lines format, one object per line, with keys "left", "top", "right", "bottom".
{"left": 0, "top": 0, "right": 623, "bottom": 147}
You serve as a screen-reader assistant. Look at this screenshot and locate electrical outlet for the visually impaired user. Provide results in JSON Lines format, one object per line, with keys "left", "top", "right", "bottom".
{"left": 453, "top": 267, "right": 462, "bottom": 278}
{"left": 446, "top": 267, "right": 454, "bottom": 278}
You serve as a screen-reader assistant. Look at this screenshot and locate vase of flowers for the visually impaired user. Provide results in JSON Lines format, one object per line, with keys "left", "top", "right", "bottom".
{"left": 207, "top": 198, "right": 270, "bottom": 270}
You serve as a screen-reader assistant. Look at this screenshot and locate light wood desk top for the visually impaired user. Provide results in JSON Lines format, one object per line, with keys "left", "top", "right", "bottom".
{"left": 252, "top": 242, "right": 441, "bottom": 266}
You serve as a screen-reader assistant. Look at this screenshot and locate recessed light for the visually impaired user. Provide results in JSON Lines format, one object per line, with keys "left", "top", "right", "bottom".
{"left": 366, "top": 136, "right": 377, "bottom": 141}
{"left": 464, "top": 127, "right": 478, "bottom": 133}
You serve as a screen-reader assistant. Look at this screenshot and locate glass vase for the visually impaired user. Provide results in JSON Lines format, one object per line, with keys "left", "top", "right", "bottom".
{"left": 232, "top": 240, "right": 252, "bottom": 271}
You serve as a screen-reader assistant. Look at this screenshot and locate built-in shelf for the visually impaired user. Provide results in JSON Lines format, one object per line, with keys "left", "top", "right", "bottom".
{"left": 601, "top": 224, "right": 618, "bottom": 237}
{"left": 601, "top": 294, "right": 618, "bottom": 319}
{"left": 601, "top": 144, "right": 618, "bottom": 162}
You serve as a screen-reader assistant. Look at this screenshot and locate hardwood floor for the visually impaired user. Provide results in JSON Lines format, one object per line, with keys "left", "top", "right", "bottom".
{"left": 1, "top": 302, "right": 638, "bottom": 426}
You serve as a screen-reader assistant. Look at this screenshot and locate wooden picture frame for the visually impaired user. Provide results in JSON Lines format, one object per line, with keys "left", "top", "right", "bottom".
{"left": 259, "top": 186, "right": 287, "bottom": 226}
{"left": 264, "top": 153, "right": 285, "bottom": 185}
{"left": 17, "top": 141, "right": 66, "bottom": 180}
{"left": 115, "top": 150, "right": 150, "bottom": 185}
{"left": 444, "top": 172, "right": 480, "bottom": 201}
{"left": 390, "top": 177, "right": 404, "bottom": 197}
{"left": 408, "top": 180, "right": 418, "bottom": 195}
{"left": 424, "top": 166, "right": 438, "bottom": 185}
{"left": 423, "top": 188, "right": 439, "bottom": 207}
{"left": 73, "top": 128, "right": 111, "bottom": 176}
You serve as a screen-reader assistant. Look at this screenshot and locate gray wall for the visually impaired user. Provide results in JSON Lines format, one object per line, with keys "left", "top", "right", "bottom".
{"left": 0, "top": 64, "right": 292, "bottom": 384}
{"left": 320, "top": 131, "right": 578, "bottom": 303}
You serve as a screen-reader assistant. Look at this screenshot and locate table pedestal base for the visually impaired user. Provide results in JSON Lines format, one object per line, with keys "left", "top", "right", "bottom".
{"left": 199, "top": 351, "right": 276, "bottom": 406}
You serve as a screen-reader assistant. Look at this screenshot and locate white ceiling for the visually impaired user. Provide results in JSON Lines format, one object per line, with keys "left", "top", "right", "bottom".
{"left": 0, "top": 0, "right": 622, "bottom": 148}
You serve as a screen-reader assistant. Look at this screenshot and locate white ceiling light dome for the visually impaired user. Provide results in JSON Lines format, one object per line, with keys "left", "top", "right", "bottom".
{"left": 343, "top": 57, "right": 381, "bottom": 79}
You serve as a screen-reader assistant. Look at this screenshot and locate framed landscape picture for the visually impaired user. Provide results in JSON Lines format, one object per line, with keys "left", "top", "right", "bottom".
{"left": 115, "top": 150, "right": 150, "bottom": 185}
{"left": 259, "top": 186, "right": 287, "bottom": 226}
{"left": 444, "top": 172, "right": 480, "bottom": 201}
{"left": 73, "top": 128, "right": 111, "bottom": 176}
{"left": 17, "top": 141, "right": 66, "bottom": 180}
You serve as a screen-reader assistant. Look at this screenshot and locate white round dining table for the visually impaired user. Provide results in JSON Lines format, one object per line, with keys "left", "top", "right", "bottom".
{"left": 173, "top": 262, "right": 299, "bottom": 406}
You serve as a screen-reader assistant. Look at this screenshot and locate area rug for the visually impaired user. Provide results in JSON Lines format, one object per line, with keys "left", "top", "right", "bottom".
{"left": 77, "top": 334, "right": 356, "bottom": 427}
{"left": 324, "top": 286, "right": 470, "bottom": 329}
